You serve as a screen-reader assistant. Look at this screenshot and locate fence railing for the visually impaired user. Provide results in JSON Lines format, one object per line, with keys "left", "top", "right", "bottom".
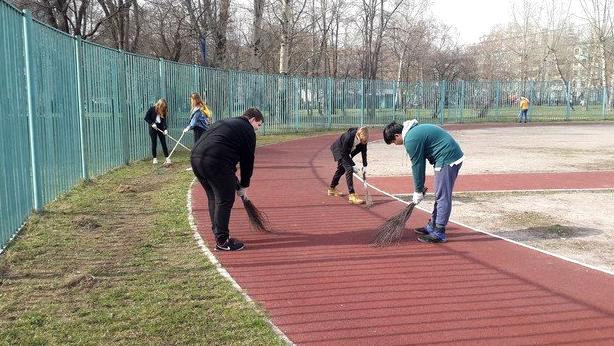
{"left": 1, "top": 0, "right": 613, "bottom": 251}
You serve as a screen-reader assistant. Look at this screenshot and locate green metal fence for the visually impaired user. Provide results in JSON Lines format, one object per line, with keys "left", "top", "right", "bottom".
{"left": 1, "top": 0, "right": 614, "bottom": 251}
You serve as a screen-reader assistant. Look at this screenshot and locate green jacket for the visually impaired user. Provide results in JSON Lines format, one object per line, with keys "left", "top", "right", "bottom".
{"left": 404, "top": 124, "right": 464, "bottom": 192}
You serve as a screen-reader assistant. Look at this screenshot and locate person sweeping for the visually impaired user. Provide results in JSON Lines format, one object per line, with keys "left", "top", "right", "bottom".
{"left": 190, "top": 108, "right": 264, "bottom": 251}
{"left": 183, "top": 92, "right": 212, "bottom": 143}
{"left": 382, "top": 120, "right": 464, "bottom": 243}
{"left": 328, "top": 127, "right": 369, "bottom": 205}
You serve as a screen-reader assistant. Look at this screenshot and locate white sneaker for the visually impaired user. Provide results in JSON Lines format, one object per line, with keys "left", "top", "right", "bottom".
{"left": 164, "top": 158, "right": 171, "bottom": 165}
{"left": 152, "top": 158, "right": 158, "bottom": 164}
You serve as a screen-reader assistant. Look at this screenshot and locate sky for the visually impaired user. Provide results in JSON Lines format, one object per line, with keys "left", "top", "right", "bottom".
{"left": 430, "top": 0, "right": 515, "bottom": 45}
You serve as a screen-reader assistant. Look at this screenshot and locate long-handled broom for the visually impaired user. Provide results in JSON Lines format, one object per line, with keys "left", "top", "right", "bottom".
{"left": 372, "top": 188, "right": 427, "bottom": 247}
{"left": 236, "top": 182, "right": 273, "bottom": 233}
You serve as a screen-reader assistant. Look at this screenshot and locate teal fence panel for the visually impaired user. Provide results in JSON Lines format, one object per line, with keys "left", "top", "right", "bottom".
{"left": 0, "top": 2, "right": 32, "bottom": 249}
{"left": 164, "top": 61, "right": 197, "bottom": 148}
{"left": 80, "top": 41, "right": 124, "bottom": 176}
{"left": 29, "top": 19, "right": 83, "bottom": 206}
{"left": 124, "top": 53, "right": 161, "bottom": 161}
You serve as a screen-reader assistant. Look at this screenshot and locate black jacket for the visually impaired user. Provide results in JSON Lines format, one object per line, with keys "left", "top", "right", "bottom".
{"left": 330, "top": 128, "right": 367, "bottom": 167}
{"left": 191, "top": 116, "right": 256, "bottom": 188}
{"left": 144, "top": 106, "right": 167, "bottom": 131}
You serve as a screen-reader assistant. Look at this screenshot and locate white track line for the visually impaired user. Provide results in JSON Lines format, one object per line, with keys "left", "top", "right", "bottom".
{"left": 356, "top": 174, "right": 614, "bottom": 276}
{"left": 186, "top": 179, "right": 294, "bottom": 345}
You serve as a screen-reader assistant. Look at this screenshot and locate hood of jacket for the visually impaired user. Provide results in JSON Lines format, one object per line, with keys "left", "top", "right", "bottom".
{"left": 401, "top": 119, "right": 419, "bottom": 141}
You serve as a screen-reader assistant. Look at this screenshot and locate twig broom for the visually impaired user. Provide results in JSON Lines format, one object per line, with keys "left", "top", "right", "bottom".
{"left": 239, "top": 196, "right": 273, "bottom": 232}
{"left": 372, "top": 188, "right": 427, "bottom": 247}
{"left": 236, "top": 182, "right": 273, "bottom": 233}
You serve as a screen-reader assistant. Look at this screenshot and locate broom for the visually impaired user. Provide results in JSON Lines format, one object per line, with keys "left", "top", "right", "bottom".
{"left": 372, "top": 188, "right": 427, "bottom": 247}
{"left": 236, "top": 182, "right": 273, "bottom": 233}
{"left": 362, "top": 172, "right": 373, "bottom": 207}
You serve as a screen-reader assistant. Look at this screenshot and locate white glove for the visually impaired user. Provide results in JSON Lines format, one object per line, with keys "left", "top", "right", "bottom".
{"left": 163, "top": 129, "right": 168, "bottom": 135}
{"left": 412, "top": 191, "right": 425, "bottom": 205}
{"left": 183, "top": 127, "right": 190, "bottom": 133}
{"left": 362, "top": 166, "right": 367, "bottom": 175}
{"left": 151, "top": 123, "right": 158, "bottom": 129}
{"left": 237, "top": 187, "right": 248, "bottom": 200}
{"left": 352, "top": 166, "right": 360, "bottom": 174}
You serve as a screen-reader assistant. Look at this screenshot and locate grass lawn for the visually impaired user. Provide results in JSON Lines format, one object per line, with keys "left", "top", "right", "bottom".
{"left": 0, "top": 132, "right": 335, "bottom": 345}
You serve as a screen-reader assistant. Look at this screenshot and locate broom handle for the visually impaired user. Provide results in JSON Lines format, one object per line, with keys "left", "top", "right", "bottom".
{"left": 156, "top": 127, "right": 191, "bottom": 151}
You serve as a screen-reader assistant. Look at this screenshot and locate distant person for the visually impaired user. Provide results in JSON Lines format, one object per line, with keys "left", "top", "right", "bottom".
{"left": 519, "top": 96, "right": 530, "bottom": 123}
{"left": 383, "top": 120, "right": 464, "bottom": 243}
{"left": 190, "top": 108, "right": 264, "bottom": 251}
{"left": 328, "top": 127, "right": 369, "bottom": 205}
{"left": 183, "top": 92, "right": 212, "bottom": 143}
{"left": 144, "top": 99, "right": 170, "bottom": 164}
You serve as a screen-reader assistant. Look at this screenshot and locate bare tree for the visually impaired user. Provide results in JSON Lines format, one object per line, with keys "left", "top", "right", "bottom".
{"left": 359, "top": 0, "right": 404, "bottom": 80}
{"left": 251, "top": 0, "right": 265, "bottom": 71}
{"left": 96, "top": 0, "right": 142, "bottom": 51}
{"left": 14, "top": 0, "right": 130, "bottom": 40}
{"left": 580, "top": 0, "right": 614, "bottom": 109}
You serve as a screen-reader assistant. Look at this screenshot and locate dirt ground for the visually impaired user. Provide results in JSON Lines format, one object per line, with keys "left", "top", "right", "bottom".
{"left": 367, "top": 123, "right": 614, "bottom": 273}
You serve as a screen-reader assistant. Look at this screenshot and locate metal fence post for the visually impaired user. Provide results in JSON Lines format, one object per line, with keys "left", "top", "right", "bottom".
{"left": 294, "top": 77, "right": 300, "bottom": 131}
{"left": 439, "top": 80, "right": 446, "bottom": 125}
{"left": 327, "top": 77, "right": 333, "bottom": 127}
{"left": 495, "top": 81, "right": 501, "bottom": 121}
{"left": 459, "top": 80, "right": 465, "bottom": 123}
{"left": 159, "top": 58, "right": 166, "bottom": 99}
{"left": 602, "top": 86, "right": 607, "bottom": 119}
{"left": 565, "top": 82, "right": 571, "bottom": 121}
{"left": 22, "top": 10, "right": 41, "bottom": 211}
{"left": 118, "top": 50, "right": 130, "bottom": 165}
{"left": 360, "top": 79, "right": 365, "bottom": 127}
{"left": 74, "top": 36, "right": 89, "bottom": 179}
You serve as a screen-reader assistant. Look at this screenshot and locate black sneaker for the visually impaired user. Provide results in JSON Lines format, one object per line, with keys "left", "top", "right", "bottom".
{"left": 215, "top": 238, "right": 245, "bottom": 251}
{"left": 414, "top": 227, "right": 428, "bottom": 235}
{"left": 415, "top": 222, "right": 433, "bottom": 235}
{"left": 417, "top": 233, "right": 447, "bottom": 243}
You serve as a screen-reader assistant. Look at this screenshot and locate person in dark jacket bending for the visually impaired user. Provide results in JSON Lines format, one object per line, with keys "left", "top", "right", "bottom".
{"left": 144, "top": 98, "right": 170, "bottom": 164}
{"left": 190, "top": 108, "right": 264, "bottom": 251}
{"left": 328, "top": 127, "right": 369, "bottom": 205}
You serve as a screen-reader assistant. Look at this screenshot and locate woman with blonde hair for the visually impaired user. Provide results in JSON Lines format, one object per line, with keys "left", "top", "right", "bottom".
{"left": 144, "top": 98, "right": 170, "bottom": 164}
{"left": 328, "top": 126, "right": 369, "bottom": 204}
{"left": 183, "top": 92, "right": 212, "bottom": 142}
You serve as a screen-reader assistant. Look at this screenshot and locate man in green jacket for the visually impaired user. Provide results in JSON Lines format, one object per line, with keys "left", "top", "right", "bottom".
{"left": 383, "top": 120, "right": 464, "bottom": 243}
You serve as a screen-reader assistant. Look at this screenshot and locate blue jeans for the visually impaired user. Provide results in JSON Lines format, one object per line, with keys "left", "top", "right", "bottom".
{"left": 519, "top": 109, "right": 528, "bottom": 123}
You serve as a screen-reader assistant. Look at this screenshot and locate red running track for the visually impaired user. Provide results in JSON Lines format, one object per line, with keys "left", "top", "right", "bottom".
{"left": 191, "top": 133, "right": 614, "bottom": 345}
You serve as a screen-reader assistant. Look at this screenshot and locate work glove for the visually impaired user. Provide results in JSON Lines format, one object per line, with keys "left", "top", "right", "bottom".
{"left": 412, "top": 191, "right": 425, "bottom": 205}
{"left": 183, "top": 127, "right": 190, "bottom": 133}
{"left": 151, "top": 123, "right": 158, "bottom": 129}
{"left": 163, "top": 129, "right": 168, "bottom": 135}
{"left": 237, "top": 187, "right": 248, "bottom": 200}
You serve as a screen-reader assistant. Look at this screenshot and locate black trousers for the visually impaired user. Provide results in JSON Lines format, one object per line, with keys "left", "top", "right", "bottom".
{"left": 149, "top": 127, "right": 169, "bottom": 158}
{"left": 194, "top": 127, "right": 205, "bottom": 143}
{"left": 330, "top": 159, "right": 355, "bottom": 193}
{"left": 191, "top": 157, "right": 236, "bottom": 244}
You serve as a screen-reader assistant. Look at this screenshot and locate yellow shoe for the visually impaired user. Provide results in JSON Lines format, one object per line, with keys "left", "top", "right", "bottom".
{"left": 327, "top": 187, "right": 343, "bottom": 197}
{"left": 348, "top": 193, "right": 365, "bottom": 205}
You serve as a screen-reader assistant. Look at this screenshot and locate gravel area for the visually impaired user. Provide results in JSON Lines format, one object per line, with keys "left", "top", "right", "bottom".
{"left": 367, "top": 123, "right": 614, "bottom": 273}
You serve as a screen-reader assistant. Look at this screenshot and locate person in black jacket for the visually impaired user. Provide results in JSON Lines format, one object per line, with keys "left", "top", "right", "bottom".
{"left": 190, "top": 108, "right": 264, "bottom": 251}
{"left": 328, "top": 127, "right": 369, "bottom": 205}
{"left": 144, "top": 99, "right": 171, "bottom": 164}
